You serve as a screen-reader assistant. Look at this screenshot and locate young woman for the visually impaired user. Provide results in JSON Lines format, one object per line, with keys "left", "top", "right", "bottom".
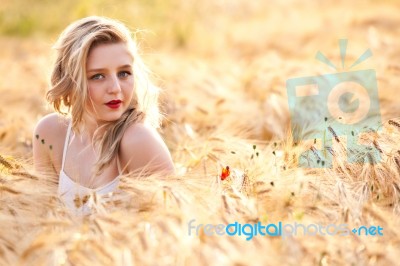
{"left": 33, "top": 16, "right": 174, "bottom": 214}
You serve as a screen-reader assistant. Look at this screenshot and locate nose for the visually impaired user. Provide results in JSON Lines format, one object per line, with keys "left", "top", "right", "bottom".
{"left": 108, "top": 75, "right": 122, "bottom": 94}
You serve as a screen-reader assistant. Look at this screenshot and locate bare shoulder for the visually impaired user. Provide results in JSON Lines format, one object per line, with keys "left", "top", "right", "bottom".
{"left": 121, "top": 122, "right": 162, "bottom": 144}
{"left": 33, "top": 113, "right": 69, "bottom": 173}
{"left": 34, "top": 113, "right": 69, "bottom": 136}
{"left": 119, "top": 122, "right": 174, "bottom": 175}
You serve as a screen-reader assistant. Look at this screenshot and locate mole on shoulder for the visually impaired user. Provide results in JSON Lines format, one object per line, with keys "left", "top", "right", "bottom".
{"left": 37, "top": 135, "right": 53, "bottom": 151}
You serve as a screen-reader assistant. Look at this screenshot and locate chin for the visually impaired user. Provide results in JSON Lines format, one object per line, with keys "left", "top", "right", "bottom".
{"left": 99, "top": 112, "right": 124, "bottom": 122}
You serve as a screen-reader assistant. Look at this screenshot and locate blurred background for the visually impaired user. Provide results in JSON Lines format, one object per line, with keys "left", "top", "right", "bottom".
{"left": 1, "top": 0, "right": 399, "bottom": 159}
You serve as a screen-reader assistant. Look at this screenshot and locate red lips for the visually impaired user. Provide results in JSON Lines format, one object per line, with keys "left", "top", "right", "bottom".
{"left": 105, "top": 100, "right": 122, "bottom": 109}
{"left": 106, "top": 100, "right": 122, "bottom": 104}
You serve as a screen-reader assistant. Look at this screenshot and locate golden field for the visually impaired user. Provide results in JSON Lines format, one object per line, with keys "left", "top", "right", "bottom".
{"left": 1, "top": 0, "right": 400, "bottom": 265}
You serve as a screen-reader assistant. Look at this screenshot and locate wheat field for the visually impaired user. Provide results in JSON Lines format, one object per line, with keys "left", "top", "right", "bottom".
{"left": 1, "top": 0, "right": 400, "bottom": 265}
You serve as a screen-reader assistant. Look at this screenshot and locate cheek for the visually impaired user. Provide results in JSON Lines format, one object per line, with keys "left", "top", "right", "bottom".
{"left": 87, "top": 83, "right": 95, "bottom": 97}
{"left": 87, "top": 87, "right": 93, "bottom": 99}
{"left": 87, "top": 84, "right": 102, "bottom": 102}
{"left": 123, "top": 80, "right": 135, "bottom": 100}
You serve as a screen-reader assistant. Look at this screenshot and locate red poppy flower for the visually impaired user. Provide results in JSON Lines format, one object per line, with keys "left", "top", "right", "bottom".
{"left": 220, "top": 166, "right": 230, "bottom": 181}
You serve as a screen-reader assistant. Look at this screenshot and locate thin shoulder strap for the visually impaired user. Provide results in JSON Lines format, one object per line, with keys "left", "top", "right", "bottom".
{"left": 61, "top": 121, "right": 72, "bottom": 171}
{"left": 116, "top": 154, "right": 122, "bottom": 175}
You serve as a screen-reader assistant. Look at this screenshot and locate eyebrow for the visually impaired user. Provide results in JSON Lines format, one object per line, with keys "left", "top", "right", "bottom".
{"left": 87, "top": 64, "right": 132, "bottom": 73}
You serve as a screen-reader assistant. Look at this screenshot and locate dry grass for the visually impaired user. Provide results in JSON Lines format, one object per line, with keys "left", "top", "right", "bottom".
{"left": 1, "top": 0, "right": 400, "bottom": 265}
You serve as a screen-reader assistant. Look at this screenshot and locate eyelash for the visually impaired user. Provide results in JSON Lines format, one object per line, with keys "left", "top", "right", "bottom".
{"left": 89, "top": 71, "right": 132, "bottom": 80}
{"left": 118, "top": 71, "right": 131, "bottom": 78}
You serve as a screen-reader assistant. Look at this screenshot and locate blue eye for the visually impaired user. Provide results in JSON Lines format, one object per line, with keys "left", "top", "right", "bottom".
{"left": 118, "top": 71, "right": 131, "bottom": 78}
{"left": 90, "top": 74, "right": 104, "bottom": 80}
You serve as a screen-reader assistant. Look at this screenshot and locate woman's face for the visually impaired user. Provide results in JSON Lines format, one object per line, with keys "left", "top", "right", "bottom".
{"left": 86, "top": 42, "right": 134, "bottom": 122}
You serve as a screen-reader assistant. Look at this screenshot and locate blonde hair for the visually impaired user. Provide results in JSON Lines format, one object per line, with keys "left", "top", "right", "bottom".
{"left": 46, "top": 16, "right": 160, "bottom": 174}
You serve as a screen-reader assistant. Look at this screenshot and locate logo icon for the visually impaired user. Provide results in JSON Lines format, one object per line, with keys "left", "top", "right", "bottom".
{"left": 286, "top": 39, "right": 382, "bottom": 168}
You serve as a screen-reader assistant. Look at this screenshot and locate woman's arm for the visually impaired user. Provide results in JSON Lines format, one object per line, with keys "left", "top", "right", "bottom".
{"left": 119, "top": 123, "right": 175, "bottom": 175}
{"left": 32, "top": 113, "right": 59, "bottom": 176}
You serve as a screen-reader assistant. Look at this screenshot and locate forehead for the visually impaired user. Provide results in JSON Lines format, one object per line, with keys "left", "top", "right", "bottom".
{"left": 86, "top": 42, "right": 133, "bottom": 69}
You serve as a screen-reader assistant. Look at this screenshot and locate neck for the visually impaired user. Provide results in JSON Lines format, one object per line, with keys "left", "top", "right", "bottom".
{"left": 76, "top": 116, "right": 107, "bottom": 145}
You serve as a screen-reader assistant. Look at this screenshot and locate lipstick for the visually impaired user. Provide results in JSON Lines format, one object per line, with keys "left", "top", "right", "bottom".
{"left": 105, "top": 100, "right": 122, "bottom": 109}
